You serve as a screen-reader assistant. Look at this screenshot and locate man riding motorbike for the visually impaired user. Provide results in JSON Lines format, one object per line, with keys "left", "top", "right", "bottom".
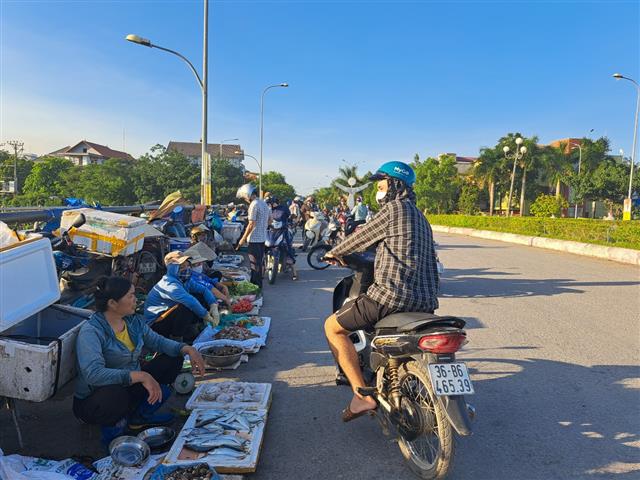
{"left": 323, "top": 161, "right": 440, "bottom": 422}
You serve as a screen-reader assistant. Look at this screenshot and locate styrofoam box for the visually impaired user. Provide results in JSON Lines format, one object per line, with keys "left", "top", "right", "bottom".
{"left": 0, "top": 238, "right": 60, "bottom": 331}
{"left": 61, "top": 208, "right": 146, "bottom": 257}
{"left": 221, "top": 222, "right": 243, "bottom": 244}
{"left": 0, "top": 304, "right": 91, "bottom": 402}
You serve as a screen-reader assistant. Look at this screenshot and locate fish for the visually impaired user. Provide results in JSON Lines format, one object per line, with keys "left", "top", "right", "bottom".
{"left": 185, "top": 438, "right": 246, "bottom": 453}
{"left": 206, "top": 447, "right": 248, "bottom": 459}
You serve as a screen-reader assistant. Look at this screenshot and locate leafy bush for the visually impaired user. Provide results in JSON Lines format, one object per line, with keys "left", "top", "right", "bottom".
{"left": 426, "top": 214, "right": 640, "bottom": 250}
{"left": 457, "top": 183, "right": 480, "bottom": 215}
{"left": 530, "top": 194, "right": 569, "bottom": 218}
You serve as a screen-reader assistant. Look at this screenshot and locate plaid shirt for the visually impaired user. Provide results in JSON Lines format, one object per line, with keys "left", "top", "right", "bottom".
{"left": 247, "top": 198, "right": 270, "bottom": 243}
{"left": 330, "top": 198, "right": 439, "bottom": 312}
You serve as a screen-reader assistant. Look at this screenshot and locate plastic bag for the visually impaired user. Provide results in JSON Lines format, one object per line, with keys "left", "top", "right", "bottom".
{"left": 0, "top": 221, "right": 19, "bottom": 249}
{"left": 0, "top": 453, "right": 77, "bottom": 480}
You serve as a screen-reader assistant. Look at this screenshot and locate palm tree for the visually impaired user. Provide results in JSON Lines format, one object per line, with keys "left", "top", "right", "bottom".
{"left": 472, "top": 147, "right": 503, "bottom": 215}
{"left": 540, "top": 143, "right": 572, "bottom": 199}
{"left": 335, "top": 165, "right": 360, "bottom": 185}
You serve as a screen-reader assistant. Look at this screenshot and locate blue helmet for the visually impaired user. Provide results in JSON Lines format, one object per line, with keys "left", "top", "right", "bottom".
{"left": 370, "top": 161, "right": 416, "bottom": 186}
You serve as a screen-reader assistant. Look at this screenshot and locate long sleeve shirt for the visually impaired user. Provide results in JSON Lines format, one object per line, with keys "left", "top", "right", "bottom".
{"left": 330, "top": 198, "right": 439, "bottom": 312}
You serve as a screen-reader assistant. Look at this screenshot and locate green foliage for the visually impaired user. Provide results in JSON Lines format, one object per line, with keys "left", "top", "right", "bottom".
{"left": 212, "top": 158, "right": 245, "bottom": 204}
{"left": 457, "top": 183, "right": 480, "bottom": 215}
{"left": 0, "top": 152, "right": 34, "bottom": 194}
{"left": 530, "top": 194, "right": 569, "bottom": 218}
{"left": 413, "top": 155, "right": 461, "bottom": 214}
{"left": 22, "top": 156, "right": 74, "bottom": 198}
{"left": 63, "top": 159, "right": 137, "bottom": 205}
{"left": 261, "top": 171, "right": 296, "bottom": 201}
{"left": 427, "top": 214, "right": 640, "bottom": 250}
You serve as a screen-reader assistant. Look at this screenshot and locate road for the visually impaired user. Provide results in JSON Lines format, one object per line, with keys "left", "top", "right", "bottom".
{"left": 1, "top": 232, "right": 639, "bottom": 479}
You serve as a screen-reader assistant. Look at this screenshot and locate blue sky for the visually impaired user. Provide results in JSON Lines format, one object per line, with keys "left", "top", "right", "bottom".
{"left": 1, "top": 0, "right": 639, "bottom": 194}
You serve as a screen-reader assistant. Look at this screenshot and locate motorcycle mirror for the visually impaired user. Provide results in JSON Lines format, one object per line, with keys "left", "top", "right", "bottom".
{"left": 71, "top": 213, "right": 86, "bottom": 229}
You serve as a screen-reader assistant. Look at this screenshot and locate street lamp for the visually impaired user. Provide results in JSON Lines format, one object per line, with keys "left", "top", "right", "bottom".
{"left": 125, "top": 0, "right": 210, "bottom": 205}
{"left": 613, "top": 73, "right": 640, "bottom": 220}
{"left": 260, "top": 83, "right": 288, "bottom": 198}
{"left": 503, "top": 137, "right": 527, "bottom": 217}
{"left": 236, "top": 151, "right": 260, "bottom": 172}
{"left": 569, "top": 142, "right": 583, "bottom": 218}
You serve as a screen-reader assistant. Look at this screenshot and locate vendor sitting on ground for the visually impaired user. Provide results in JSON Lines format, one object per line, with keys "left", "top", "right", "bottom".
{"left": 189, "top": 253, "right": 232, "bottom": 307}
{"left": 73, "top": 276, "right": 205, "bottom": 446}
{"left": 144, "top": 251, "right": 220, "bottom": 341}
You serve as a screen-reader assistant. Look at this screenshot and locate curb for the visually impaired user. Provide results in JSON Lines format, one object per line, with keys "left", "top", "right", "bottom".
{"left": 431, "top": 225, "right": 640, "bottom": 266}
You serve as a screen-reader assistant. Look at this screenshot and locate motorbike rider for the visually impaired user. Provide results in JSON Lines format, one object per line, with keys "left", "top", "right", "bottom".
{"left": 351, "top": 196, "right": 369, "bottom": 223}
{"left": 268, "top": 196, "right": 298, "bottom": 279}
{"left": 236, "top": 183, "right": 271, "bottom": 289}
{"left": 323, "top": 161, "right": 440, "bottom": 422}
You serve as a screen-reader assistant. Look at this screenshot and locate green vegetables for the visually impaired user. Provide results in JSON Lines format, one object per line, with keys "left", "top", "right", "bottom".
{"left": 228, "top": 281, "right": 260, "bottom": 296}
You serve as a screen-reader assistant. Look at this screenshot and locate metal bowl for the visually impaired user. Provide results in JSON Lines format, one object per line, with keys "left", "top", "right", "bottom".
{"left": 200, "top": 345, "right": 243, "bottom": 368}
{"left": 109, "top": 435, "right": 150, "bottom": 467}
{"left": 137, "top": 426, "right": 176, "bottom": 452}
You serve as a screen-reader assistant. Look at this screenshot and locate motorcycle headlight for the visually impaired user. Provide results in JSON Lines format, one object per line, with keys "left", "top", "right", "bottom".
{"left": 305, "top": 230, "right": 315, "bottom": 239}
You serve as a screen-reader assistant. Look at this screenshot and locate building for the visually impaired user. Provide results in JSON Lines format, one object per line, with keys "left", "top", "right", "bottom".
{"left": 167, "top": 141, "right": 245, "bottom": 170}
{"left": 47, "top": 140, "right": 135, "bottom": 166}
{"left": 438, "top": 153, "right": 478, "bottom": 175}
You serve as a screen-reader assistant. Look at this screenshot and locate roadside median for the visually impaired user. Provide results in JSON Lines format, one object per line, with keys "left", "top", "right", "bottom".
{"left": 431, "top": 224, "right": 640, "bottom": 266}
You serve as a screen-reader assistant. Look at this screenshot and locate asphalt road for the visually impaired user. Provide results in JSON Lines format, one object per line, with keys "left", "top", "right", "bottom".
{"left": 1, "top": 232, "right": 639, "bottom": 479}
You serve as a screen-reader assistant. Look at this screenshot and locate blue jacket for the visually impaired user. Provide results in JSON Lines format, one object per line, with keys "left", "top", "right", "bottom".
{"left": 74, "top": 312, "right": 185, "bottom": 399}
{"left": 144, "top": 263, "right": 216, "bottom": 323}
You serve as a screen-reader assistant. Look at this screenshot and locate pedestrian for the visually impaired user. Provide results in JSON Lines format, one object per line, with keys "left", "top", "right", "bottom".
{"left": 73, "top": 276, "right": 205, "bottom": 446}
{"left": 144, "top": 251, "right": 219, "bottom": 342}
{"left": 236, "top": 183, "right": 271, "bottom": 289}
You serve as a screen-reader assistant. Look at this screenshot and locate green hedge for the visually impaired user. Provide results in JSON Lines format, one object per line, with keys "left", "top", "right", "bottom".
{"left": 427, "top": 215, "right": 640, "bottom": 251}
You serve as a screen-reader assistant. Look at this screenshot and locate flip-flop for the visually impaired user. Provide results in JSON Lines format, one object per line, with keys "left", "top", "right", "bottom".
{"left": 341, "top": 404, "right": 377, "bottom": 423}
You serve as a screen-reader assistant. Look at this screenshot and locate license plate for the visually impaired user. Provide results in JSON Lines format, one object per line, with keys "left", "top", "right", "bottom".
{"left": 138, "top": 262, "right": 157, "bottom": 274}
{"left": 428, "top": 362, "right": 474, "bottom": 396}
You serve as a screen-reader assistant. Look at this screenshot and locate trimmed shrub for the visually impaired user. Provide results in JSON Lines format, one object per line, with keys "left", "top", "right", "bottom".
{"left": 530, "top": 194, "right": 569, "bottom": 218}
{"left": 426, "top": 215, "right": 640, "bottom": 250}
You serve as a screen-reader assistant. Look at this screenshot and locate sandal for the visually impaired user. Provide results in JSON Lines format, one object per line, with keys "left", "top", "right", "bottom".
{"left": 341, "top": 404, "right": 377, "bottom": 423}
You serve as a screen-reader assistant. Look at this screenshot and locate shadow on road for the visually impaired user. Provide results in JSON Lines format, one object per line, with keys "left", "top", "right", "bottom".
{"left": 441, "top": 267, "right": 640, "bottom": 298}
{"left": 458, "top": 352, "right": 640, "bottom": 478}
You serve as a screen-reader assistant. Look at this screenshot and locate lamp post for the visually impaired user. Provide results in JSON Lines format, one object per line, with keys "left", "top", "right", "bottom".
{"left": 260, "top": 83, "right": 288, "bottom": 198}
{"left": 613, "top": 73, "right": 639, "bottom": 220}
{"left": 235, "top": 151, "right": 261, "bottom": 194}
{"left": 503, "top": 137, "right": 527, "bottom": 217}
{"left": 125, "top": 0, "right": 210, "bottom": 205}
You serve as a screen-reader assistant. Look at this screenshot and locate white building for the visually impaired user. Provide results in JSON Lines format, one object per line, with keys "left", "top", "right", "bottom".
{"left": 47, "top": 140, "right": 134, "bottom": 166}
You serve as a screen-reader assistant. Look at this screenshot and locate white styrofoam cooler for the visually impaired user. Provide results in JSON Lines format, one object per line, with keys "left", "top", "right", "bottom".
{"left": 0, "top": 237, "right": 91, "bottom": 401}
{"left": 221, "top": 221, "right": 243, "bottom": 244}
{"left": 0, "top": 304, "right": 91, "bottom": 402}
{"left": 61, "top": 208, "right": 146, "bottom": 257}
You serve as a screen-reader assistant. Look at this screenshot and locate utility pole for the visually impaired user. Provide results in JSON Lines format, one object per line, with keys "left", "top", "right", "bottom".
{"left": 6, "top": 140, "right": 24, "bottom": 196}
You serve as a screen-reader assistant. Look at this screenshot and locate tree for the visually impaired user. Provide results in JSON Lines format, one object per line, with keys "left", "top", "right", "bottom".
{"left": 458, "top": 182, "right": 480, "bottom": 215}
{"left": 64, "top": 159, "right": 137, "bottom": 205}
{"left": 540, "top": 143, "right": 572, "bottom": 199}
{"left": 587, "top": 157, "right": 629, "bottom": 216}
{"left": 211, "top": 158, "right": 245, "bottom": 204}
{"left": 530, "top": 194, "right": 568, "bottom": 217}
{"left": 22, "top": 156, "right": 73, "bottom": 199}
{"left": 413, "top": 155, "right": 461, "bottom": 214}
{"left": 0, "top": 153, "right": 33, "bottom": 194}
{"left": 518, "top": 136, "right": 541, "bottom": 216}
{"left": 261, "top": 171, "right": 296, "bottom": 200}
{"left": 472, "top": 146, "right": 507, "bottom": 215}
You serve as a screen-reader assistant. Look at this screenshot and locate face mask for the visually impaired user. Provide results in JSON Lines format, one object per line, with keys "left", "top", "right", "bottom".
{"left": 192, "top": 265, "right": 203, "bottom": 274}
{"left": 178, "top": 268, "right": 192, "bottom": 282}
{"left": 375, "top": 190, "right": 387, "bottom": 205}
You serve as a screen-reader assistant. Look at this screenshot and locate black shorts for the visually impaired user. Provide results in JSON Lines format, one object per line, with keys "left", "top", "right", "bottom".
{"left": 335, "top": 294, "right": 394, "bottom": 332}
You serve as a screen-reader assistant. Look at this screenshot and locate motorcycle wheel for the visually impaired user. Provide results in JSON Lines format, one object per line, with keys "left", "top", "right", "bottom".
{"left": 307, "top": 244, "right": 332, "bottom": 270}
{"left": 267, "top": 255, "right": 278, "bottom": 284}
{"left": 396, "top": 360, "right": 454, "bottom": 480}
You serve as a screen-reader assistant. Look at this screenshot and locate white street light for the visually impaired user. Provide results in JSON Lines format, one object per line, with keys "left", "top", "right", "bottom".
{"left": 219, "top": 138, "right": 239, "bottom": 159}
{"left": 504, "top": 137, "right": 527, "bottom": 217}
{"left": 613, "top": 73, "right": 639, "bottom": 220}
{"left": 125, "top": 0, "right": 210, "bottom": 205}
{"left": 260, "top": 83, "right": 289, "bottom": 198}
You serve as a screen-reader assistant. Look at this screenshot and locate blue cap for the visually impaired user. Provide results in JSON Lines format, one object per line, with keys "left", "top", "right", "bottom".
{"left": 370, "top": 161, "right": 416, "bottom": 186}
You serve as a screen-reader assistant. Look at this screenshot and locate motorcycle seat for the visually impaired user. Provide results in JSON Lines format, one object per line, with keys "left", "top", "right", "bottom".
{"left": 375, "top": 312, "right": 465, "bottom": 333}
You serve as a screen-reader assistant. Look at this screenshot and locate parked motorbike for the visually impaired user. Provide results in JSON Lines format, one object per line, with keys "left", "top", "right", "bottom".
{"left": 306, "top": 214, "right": 364, "bottom": 270}
{"left": 301, "top": 211, "right": 327, "bottom": 252}
{"left": 265, "top": 218, "right": 295, "bottom": 284}
{"left": 331, "top": 252, "right": 475, "bottom": 479}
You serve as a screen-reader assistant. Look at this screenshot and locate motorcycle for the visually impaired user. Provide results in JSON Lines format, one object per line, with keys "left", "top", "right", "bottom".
{"left": 301, "top": 211, "right": 327, "bottom": 252}
{"left": 264, "top": 218, "right": 295, "bottom": 284}
{"left": 306, "top": 215, "right": 364, "bottom": 270}
{"left": 331, "top": 252, "right": 475, "bottom": 479}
